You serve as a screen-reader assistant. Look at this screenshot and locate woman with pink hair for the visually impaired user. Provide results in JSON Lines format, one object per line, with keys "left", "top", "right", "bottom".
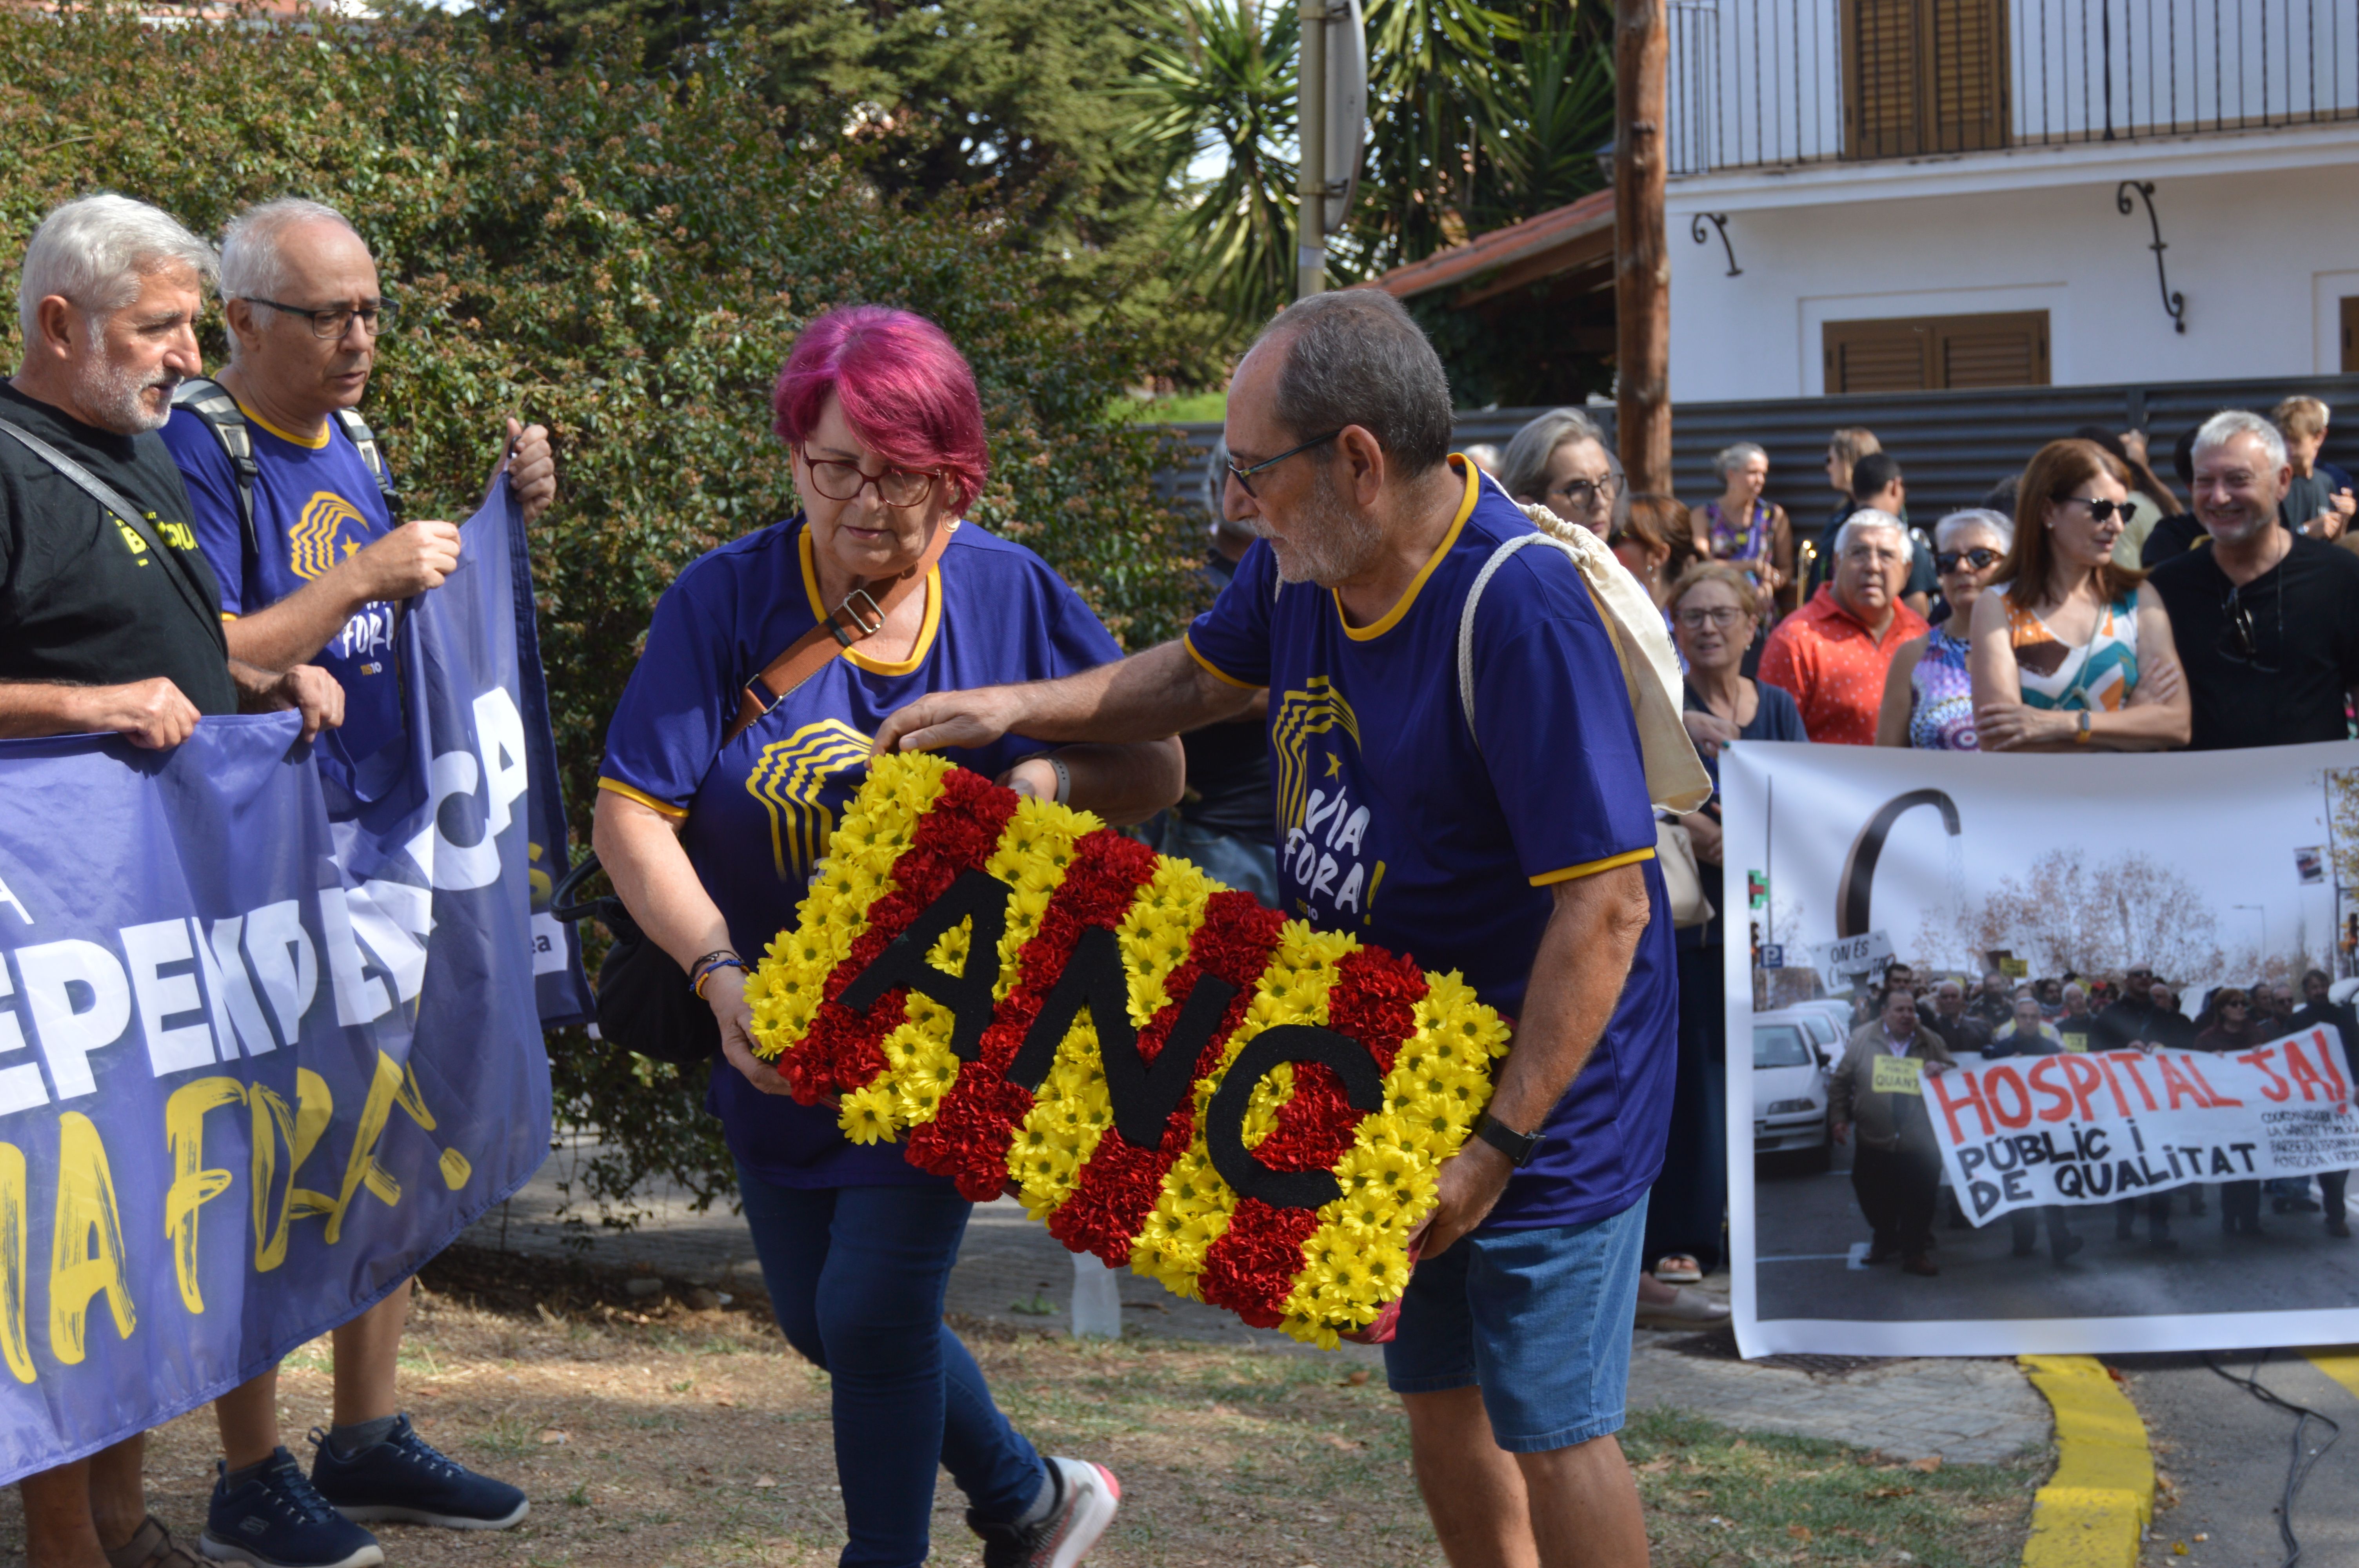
{"left": 594, "top": 305, "right": 1180, "bottom": 1568}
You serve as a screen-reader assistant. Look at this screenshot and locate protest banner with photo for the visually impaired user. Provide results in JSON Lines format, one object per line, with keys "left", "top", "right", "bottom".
{"left": 1723, "top": 740, "right": 2359, "bottom": 1357}
{"left": 0, "top": 493, "right": 585, "bottom": 1483}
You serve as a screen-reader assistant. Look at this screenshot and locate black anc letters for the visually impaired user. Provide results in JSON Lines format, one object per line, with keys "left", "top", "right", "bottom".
{"left": 834, "top": 871, "right": 1379, "bottom": 1210}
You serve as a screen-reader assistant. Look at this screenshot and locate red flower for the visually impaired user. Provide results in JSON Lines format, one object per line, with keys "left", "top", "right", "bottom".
{"left": 1198, "top": 1200, "right": 1324, "bottom": 1326}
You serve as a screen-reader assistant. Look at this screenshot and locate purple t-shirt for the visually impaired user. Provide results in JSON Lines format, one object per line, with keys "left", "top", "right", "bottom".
{"left": 1183, "top": 459, "right": 1676, "bottom": 1230}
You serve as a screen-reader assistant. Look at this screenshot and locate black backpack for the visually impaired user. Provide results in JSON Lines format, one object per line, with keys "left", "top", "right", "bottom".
{"left": 170, "top": 377, "right": 402, "bottom": 584}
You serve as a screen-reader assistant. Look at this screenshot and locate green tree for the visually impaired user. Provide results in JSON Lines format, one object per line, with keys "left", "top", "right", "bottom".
{"left": 0, "top": 5, "right": 1201, "bottom": 1214}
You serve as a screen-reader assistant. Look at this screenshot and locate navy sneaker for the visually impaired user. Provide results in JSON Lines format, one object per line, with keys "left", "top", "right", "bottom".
{"left": 969, "top": 1456, "right": 1120, "bottom": 1568}
{"left": 308, "top": 1416, "right": 530, "bottom": 1529}
{"left": 201, "top": 1448, "right": 384, "bottom": 1568}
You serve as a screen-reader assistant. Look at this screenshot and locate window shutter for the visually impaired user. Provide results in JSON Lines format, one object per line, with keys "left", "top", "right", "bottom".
{"left": 1936, "top": 313, "right": 2048, "bottom": 387}
{"left": 1825, "top": 311, "right": 2050, "bottom": 393}
{"left": 1928, "top": 0, "right": 2008, "bottom": 151}
{"left": 1825, "top": 319, "right": 1932, "bottom": 394}
{"left": 1845, "top": 0, "right": 2007, "bottom": 159}
{"left": 1845, "top": 0, "right": 1924, "bottom": 159}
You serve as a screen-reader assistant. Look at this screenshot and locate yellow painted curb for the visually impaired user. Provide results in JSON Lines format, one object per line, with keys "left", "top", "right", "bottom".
{"left": 2298, "top": 1345, "right": 2359, "bottom": 1402}
{"left": 2018, "top": 1354, "right": 2153, "bottom": 1568}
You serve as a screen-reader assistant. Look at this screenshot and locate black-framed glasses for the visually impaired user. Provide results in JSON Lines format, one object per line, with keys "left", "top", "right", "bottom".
{"left": 1548, "top": 474, "right": 1620, "bottom": 511}
{"left": 2217, "top": 578, "right": 2283, "bottom": 673}
{"left": 800, "top": 449, "right": 938, "bottom": 508}
{"left": 244, "top": 296, "right": 394, "bottom": 339}
{"left": 1674, "top": 605, "right": 1745, "bottom": 629}
{"left": 1935, "top": 547, "right": 2002, "bottom": 574}
{"left": 2057, "top": 495, "right": 2133, "bottom": 524}
{"left": 1225, "top": 430, "right": 1342, "bottom": 497}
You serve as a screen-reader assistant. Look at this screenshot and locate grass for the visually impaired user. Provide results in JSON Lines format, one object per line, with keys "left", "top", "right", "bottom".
{"left": 0, "top": 1247, "right": 2037, "bottom": 1566}
{"left": 1121, "top": 390, "right": 1227, "bottom": 425}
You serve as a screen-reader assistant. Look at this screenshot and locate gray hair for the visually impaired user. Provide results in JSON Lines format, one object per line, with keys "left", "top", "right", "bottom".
{"left": 2192, "top": 408, "right": 2289, "bottom": 474}
{"left": 1714, "top": 441, "right": 1768, "bottom": 478}
{"left": 1254, "top": 290, "right": 1453, "bottom": 475}
{"left": 1936, "top": 979, "right": 1963, "bottom": 997}
{"left": 16, "top": 193, "right": 216, "bottom": 342}
{"left": 1499, "top": 407, "right": 1608, "bottom": 502}
{"left": 218, "top": 198, "right": 363, "bottom": 361}
{"left": 1832, "top": 507, "right": 1906, "bottom": 557}
{"left": 1933, "top": 508, "right": 2013, "bottom": 552}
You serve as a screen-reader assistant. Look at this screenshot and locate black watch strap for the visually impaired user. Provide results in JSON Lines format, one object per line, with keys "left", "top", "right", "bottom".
{"left": 1474, "top": 1112, "right": 1541, "bottom": 1168}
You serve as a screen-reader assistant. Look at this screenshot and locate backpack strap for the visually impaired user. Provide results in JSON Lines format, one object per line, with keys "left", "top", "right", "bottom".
{"left": 330, "top": 406, "right": 402, "bottom": 523}
{"left": 170, "top": 376, "right": 262, "bottom": 581}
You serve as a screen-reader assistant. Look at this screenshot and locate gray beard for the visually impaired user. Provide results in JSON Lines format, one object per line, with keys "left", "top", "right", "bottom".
{"left": 1258, "top": 467, "right": 1385, "bottom": 586}
{"left": 74, "top": 346, "right": 175, "bottom": 434}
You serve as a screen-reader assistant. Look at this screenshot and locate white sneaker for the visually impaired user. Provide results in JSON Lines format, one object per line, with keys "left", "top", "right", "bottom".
{"left": 1634, "top": 1287, "right": 1731, "bottom": 1330}
{"left": 969, "top": 1455, "right": 1121, "bottom": 1568}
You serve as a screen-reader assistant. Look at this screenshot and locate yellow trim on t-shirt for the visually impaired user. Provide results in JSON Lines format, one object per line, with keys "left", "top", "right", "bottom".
{"left": 796, "top": 527, "right": 942, "bottom": 676}
{"left": 1334, "top": 453, "right": 1479, "bottom": 642}
{"left": 220, "top": 612, "right": 239, "bottom": 622}
{"left": 235, "top": 397, "right": 332, "bottom": 450}
{"left": 1529, "top": 846, "right": 1656, "bottom": 887}
{"left": 1183, "top": 633, "right": 1260, "bottom": 689}
{"left": 597, "top": 776, "right": 689, "bottom": 821}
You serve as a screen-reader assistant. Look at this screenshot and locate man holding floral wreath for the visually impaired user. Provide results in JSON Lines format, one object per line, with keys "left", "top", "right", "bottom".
{"left": 875, "top": 288, "right": 1676, "bottom": 1567}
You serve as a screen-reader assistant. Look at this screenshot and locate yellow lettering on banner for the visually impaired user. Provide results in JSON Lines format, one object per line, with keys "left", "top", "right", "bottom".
{"left": 48, "top": 1113, "right": 133, "bottom": 1365}
{"left": 1872, "top": 1054, "right": 1924, "bottom": 1096}
{"left": 0, "top": 1144, "right": 31, "bottom": 1383}
{"left": 250, "top": 1070, "right": 335, "bottom": 1272}
{"left": 324, "top": 1053, "right": 444, "bottom": 1244}
{"left": 164, "top": 1078, "right": 249, "bottom": 1314}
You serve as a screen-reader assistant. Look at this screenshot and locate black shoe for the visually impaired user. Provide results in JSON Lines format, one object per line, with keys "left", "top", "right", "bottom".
{"left": 2051, "top": 1235, "right": 2085, "bottom": 1265}
{"left": 2330, "top": 1217, "right": 2352, "bottom": 1239}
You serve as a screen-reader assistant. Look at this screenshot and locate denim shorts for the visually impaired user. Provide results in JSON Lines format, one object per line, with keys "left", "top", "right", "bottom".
{"left": 1383, "top": 1197, "right": 1648, "bottom": 1452}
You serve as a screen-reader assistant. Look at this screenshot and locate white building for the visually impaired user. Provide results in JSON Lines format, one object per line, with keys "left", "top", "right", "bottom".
{"left": 1663, "top": 0, "right": 2359, "bottom": 401}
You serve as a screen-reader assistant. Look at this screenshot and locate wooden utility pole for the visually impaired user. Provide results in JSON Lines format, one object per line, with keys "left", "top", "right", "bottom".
{"left": 1614, "top": 0, "right": 1670, "bottom": 494}
{"left": 1297, "top": 0, "right": 1329, "bottom": 299}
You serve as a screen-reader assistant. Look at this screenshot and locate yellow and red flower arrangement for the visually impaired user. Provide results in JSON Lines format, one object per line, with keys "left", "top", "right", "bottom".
{"left": 745, "top": 752, "right": 1510, "bottom": 1347}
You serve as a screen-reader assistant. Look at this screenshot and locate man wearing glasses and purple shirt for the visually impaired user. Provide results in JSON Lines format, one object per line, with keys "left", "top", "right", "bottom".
{"left": 2146, "top": 410, "right": 2359, "bottom": 751}
{"left": 876, "top": 289, "right": 1677, "bottom": 1568}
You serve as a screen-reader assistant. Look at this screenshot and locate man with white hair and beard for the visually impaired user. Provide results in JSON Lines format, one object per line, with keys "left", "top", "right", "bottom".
{"left": 872, "top": 288, "right": 1676, "bottom": 1568}
{"left": 1, "top": 194, "right": 339, "bottom": 1568}
{"left": 2148, "top": 409, "right": 2359, "bottom": 750}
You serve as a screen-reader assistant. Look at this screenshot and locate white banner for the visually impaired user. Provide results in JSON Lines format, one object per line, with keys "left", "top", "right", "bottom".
{"left": 1930, "top": 1031, "right": 2359, "bottom": 1222}
{"left": 1722, "top": 740, "right": 2359, "bottom": 1359}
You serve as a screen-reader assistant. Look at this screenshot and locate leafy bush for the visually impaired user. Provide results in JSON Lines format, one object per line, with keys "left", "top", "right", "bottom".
{"left": 0, "top": 7, "right": 1202, "bottom": 1216}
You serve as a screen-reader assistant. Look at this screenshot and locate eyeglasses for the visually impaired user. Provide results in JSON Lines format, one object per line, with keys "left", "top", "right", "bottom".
{"left": 1935, "top": 547, "right": 2002, "bottom": 574}
{"left": 800, "top": 449, "right": 938, "bottom": 508}
{"left": 1225, "top": 430, "right": 1341, "bottom": 497}
{"left": 2057, "top": 495, "right": 2133, "bottom": 524}
{"left": 2217, "top": 578, "right": 2283, "bottom": 673}
{"left": 244, "top": 297, "right": 394, "bottom": 339}
{"left": 1674, "top": 605, "right": 1746, "bottom": 629}
{"left": 1548, "top": 474, "right": 1620, "bottom": 510}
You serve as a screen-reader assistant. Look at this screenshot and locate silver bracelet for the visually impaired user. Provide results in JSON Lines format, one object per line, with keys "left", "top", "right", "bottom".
{"left": 1020, "top": 751, "right": 1071, "bottom": 806}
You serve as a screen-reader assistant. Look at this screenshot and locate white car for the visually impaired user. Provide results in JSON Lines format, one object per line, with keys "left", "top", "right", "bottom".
{"left": 1752, "top": 1008, "right": 1832, "bottom": 1171}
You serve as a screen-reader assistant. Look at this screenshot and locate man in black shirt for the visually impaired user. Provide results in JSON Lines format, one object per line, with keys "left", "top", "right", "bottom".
{"left": 2091, "top": 963, "right": 2166, "bottom": 1051}
{"left": 2148, "top": 410, "right": 2359, "bottom": 751}
{"left": 2, "top": 194, "right": 337, "bottom": 1568}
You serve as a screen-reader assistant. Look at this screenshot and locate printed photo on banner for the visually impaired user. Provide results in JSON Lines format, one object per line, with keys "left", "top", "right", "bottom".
{"left": 1720, "top": 739, "right": 2359, "bottom": 1358}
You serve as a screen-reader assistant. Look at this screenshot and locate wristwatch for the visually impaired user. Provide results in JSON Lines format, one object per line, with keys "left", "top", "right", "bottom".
{"left": 1473, "top": 1112, "right": 1542, "bottom": 1167}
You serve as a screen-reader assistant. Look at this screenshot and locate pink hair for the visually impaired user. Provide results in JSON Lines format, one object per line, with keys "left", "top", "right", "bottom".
{"left": 772, "top": 306, "right": 987, "bottom": 513}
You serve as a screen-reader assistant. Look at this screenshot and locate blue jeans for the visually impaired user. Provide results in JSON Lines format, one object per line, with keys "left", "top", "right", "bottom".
{"left": 1134, "top": 811, "right": 1281, "bottom": 903}
{"left": 736, "top": 1165, "right": 1046, "bottom": 1568}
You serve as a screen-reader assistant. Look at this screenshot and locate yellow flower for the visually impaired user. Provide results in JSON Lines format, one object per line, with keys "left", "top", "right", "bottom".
{"left": 838, "top": 1084, "right": 900, "bottom": 1144}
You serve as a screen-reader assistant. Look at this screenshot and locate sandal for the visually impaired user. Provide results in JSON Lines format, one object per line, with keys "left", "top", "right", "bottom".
{"left": 1652, "top": 1253, "right": 1703, "bottom": 1284}
{"left": 105, "top": 1515, "right": 204, "bottom": 1568}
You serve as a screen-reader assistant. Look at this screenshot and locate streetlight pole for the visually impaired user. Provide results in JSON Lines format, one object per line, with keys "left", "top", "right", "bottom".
{"left": 1296, "top": 0, "right": 1328, "bottom": 299}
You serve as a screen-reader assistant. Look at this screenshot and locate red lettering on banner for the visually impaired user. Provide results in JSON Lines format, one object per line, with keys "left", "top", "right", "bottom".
{"left": 1931, "top": 1067, "right": 1993, "bottom": 1140}
{"left": 2186, "top": 1058, "right": 2243, "bottom": 1107}
{"left": 2028, "top": 1057, "right": 2075, "bottom": 1122}
{"left": 2112, "top": 1054, "right": 2161, "bottom": 1112}
{"left": 2155, "top": 1055, "right": 2206, "bottom": 1110}
{"left": 1985, "top": 1065, "right": 2032, "bottom": 1129}
{"left": 2093, "top": 1054, "right": 2139, "bottom": 1115}
{"left": 2236, "top": 1047, "right": 2292, "bottom": 1103}
{"left": 2059, "top": 1055, "right": 2105, "bottom": 1120}
{"left": 2284, "top": 1039, "right": 2332, "bottom": 1103}
{"left": 2313, "top": 1028, "right": 2352, "bottom": 1102}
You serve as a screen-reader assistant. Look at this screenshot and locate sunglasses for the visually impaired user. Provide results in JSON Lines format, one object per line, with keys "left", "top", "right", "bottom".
{"left": 2057, "top": 495, "right": 2134, "bottom": 524}
{"left": 2217, "top": 580, "right": 2283, "bottom": 673}
{"left": 1935, "top": 547, "right": 2001, "bottom": 573}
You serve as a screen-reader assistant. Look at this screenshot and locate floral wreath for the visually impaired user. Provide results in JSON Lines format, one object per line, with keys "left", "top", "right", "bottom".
{"left": 746, "top": 752, "right": 1510, "bottom": 1347}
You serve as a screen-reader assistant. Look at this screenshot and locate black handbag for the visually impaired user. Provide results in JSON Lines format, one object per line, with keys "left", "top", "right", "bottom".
{"left": 549, "top": 852, "right": 719, "bottom": 1067}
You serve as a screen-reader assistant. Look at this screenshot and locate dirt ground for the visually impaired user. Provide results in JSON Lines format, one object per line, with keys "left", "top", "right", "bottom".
{"left": 0, "top": 1246, "right": 2036, "bottom": 1567}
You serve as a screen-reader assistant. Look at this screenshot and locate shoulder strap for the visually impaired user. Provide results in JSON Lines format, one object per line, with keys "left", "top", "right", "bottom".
{"left": 329, "top": 406, "right": 402, "bottom": 521}
{"left": 720, "top": 520, "right": 960, "bottom": 749}
{"left": 0, "top": 416, "right": 225, "bottom": 641}
{"left": 170, "top": 377, "right": 261, "bottom": 575}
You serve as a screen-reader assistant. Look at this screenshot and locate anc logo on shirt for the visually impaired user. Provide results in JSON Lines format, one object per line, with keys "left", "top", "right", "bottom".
{"left": 289, "top": 492, "right": 368, "bottom": 580}
{"left": 746, "top": 719, "right": 873, "bottom": 881}
{"left": 1270, "top": 677, "right": 1382, "bottom": 919}
{"left": 1270, "top": 676, "right": 1360, "bottom": 830}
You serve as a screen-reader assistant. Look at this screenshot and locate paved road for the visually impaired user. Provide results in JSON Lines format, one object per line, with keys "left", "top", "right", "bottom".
{"left": 1753, "top": 1145, "right": 2359, "bottom": 1324}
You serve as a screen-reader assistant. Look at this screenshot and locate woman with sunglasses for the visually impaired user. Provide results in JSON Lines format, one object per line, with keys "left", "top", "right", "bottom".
{"left": 1967, "top": 439, "right": 2192, "bottom": 751}
{"left": 594, "top": 306, "right": 1178, "bottom": 1568}
{"left": 1874, "top": 509, "right": 2011, "bottom": 748}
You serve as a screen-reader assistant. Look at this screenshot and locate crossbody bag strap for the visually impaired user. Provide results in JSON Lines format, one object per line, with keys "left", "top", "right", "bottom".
{"left": 720, "top": 520, "right": 959, "bottom": 748}
{"left": 0, "top": 416, "right": 225, "bottom": 642}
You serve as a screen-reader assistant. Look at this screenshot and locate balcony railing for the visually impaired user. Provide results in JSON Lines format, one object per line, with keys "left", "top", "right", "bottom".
{"left": 1668, "top": 0, "right": 2359, "bottom": 175}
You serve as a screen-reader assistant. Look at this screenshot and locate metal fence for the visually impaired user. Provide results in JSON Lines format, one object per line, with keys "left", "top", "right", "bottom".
{"left": 1154, "top": 373, "right": 2359, "bottom": 528}
{"left": 1666, "top": 0, "right": 2359, "bottom": 175}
